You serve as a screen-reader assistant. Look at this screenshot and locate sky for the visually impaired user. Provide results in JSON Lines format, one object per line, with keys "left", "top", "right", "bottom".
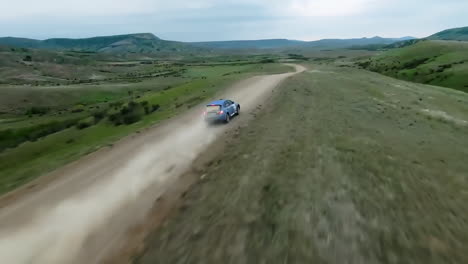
{"left": 1, "top": 0, "right": 468, "bottom": 41}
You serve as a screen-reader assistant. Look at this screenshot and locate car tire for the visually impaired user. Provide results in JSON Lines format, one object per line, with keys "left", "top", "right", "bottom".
{"left": 225, "top": 113, "right": 230, "bottom": 123}
{"left": 236, "top": 106, "right": 240, "bottom": 115}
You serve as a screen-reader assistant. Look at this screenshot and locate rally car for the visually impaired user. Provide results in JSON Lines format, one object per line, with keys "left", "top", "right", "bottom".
{"left": 203, "top": 99, "right": 240, "bottom": 123}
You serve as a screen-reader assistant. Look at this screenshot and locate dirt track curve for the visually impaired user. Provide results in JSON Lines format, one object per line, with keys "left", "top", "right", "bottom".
{"left": 0, "top": 64, "right": 305, "bottom": 264}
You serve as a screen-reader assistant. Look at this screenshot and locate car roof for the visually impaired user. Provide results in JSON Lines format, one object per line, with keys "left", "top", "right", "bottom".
{"left": 207, "top": 99, "right": 228, "bottom": 106}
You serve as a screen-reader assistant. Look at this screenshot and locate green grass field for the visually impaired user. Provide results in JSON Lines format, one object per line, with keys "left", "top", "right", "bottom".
{"left": 0, "top": 62, "right": 293, "bottom": 195}
{"left": 356, "top": 40, "right": 468, "bottom": 92}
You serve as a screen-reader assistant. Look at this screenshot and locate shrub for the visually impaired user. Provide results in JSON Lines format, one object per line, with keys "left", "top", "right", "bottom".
{"left": 122, "top": 112, "right": 142, "bottom": 124}
{"left": 436, "top": 64, "right": 453, "bottom": 73}
{"left": 151, "top": 104, "right": 160, "bottom": 112}
{"left": 76, "top": 117, "right": 95, "bottom": 130}
{"left": 92, "top": 110, "right": 106, "bottom": 120}
{"left": 108, "top": 113, "right": 122, "bottom": 125}
{"left": 356, "top": 61, "right": 371, "bottom": 68}
{"left": 109, "top": 101, "right": 145, "bottom": 125}
{"left": 0, "top": 118, "right": 79, "bottom": 151}
{"left": 401, "top": 58, "right": 430, "bottom": 69}
{"left": 25, "top": 106, "right": 49, "bottom": 115}
{"left": 139, "top": 101, "right": 150, "bottom": 114}
{"left": 260, "top": 59, "right": 275, "bottom": 63}
{"left": 110, "top": 101, "right": 124, "bottom": 110}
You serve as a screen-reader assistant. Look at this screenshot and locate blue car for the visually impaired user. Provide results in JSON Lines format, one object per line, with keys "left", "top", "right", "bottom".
{"left": 203, "top": 99, "right": 240, "bottom": 123}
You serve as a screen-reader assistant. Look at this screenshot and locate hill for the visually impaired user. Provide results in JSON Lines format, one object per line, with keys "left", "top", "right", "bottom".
{"left": 191, "top": 36, "right": 415, "bottom": 50}
{"left": 307, "top": 36, "right": 414, "bottom": 48}
{"left": 427, "top": 26, "right": 468, "bottom": 41}
{"left": 356, "top": 40, "right": 468, "bottom": 92}
{"left": 383, "top": 26, "right": 468, "bottom": 50}
{"left": 384, "top": 39, "right": 423, "bottom": 49}
{"left": 0, "top": 45, "right": 129, "bottom": 85}
{"left": 191, "top": 39, "right": 305, "bottom": 49}
{"left": 0, "top": 33, "right": 205, "bottom": 53}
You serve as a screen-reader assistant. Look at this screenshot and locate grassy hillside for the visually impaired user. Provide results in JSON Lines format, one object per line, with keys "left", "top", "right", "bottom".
{"left": 307, "top": 36, "right": 414, "bottom": 48}
{"left": 356, "top": 40, "right": 468, "bottom": 92}
{"left": 351, "top": 26, "right": 468, "bottom": 51}
{"left": 427, "top": 26, "right": 468, "bottom": 41}
{"left": 0, "top": 45, "right": 128, "bottom": 85}
{"left": 0, "top": 46, "right": 285, "bottom": 86}
{"left": 0, "top": 33, "right": 205, "bottom": 54}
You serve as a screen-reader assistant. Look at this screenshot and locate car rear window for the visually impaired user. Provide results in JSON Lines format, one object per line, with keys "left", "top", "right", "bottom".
{"left": 206, "top": 105, "right": 220, "bottom": 112}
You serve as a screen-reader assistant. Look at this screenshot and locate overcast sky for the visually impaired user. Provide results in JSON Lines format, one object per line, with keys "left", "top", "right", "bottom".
{"left": 1, "top": 0, "right": 467, "bottom": 41}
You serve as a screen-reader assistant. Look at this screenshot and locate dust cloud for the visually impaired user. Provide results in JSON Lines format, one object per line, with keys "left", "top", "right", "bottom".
{"left": 0, "top": 119, "right": 220, "bottom": 263}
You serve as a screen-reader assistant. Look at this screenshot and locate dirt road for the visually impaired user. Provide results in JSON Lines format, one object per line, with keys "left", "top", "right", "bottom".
{"left": 0, "top": 64, "right": 305, "bottom": 264}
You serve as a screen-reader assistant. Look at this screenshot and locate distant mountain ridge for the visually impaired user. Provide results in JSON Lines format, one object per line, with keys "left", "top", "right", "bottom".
{"left": 190, "top": 39, "right": 304, "bottom": 49}
{"left": 0, "top": 33, "right": 417, "bottom": 52}
{"left": 191, "top": 36, "right": 416, "bottom": 50}
{"left": 0, "top": 33, "right": 204, "bottom": 53}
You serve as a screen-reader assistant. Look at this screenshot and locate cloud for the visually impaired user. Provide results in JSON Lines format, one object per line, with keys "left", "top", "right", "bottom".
{"left": 0, "top": 0, "right": 467, "bottom": 40}
{"left": 0, "top": 0, "right": 380, "bottom": 20}
{"left": 0, "top": 0, "right": 217, "bottom": 20}
{"left": 268, "top": 0, "right": 379, "bottom": 17}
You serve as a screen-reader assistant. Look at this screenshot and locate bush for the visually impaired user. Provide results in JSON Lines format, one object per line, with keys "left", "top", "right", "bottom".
{"left": 122, "top": 113, "right": 142, "bottom": 124}
{"left": 76, "top": 117, "right": 95, "bottom": 130}
{"left": 92, "top": 110, "right": 106, "bottom": 120}
{"left": 260, "top": 59, "right": 275, "bottom": 63}
{"left": 0, "top": 118, "right": 79, "bottom": 151}
{"left": 108, "top": 113, "right": 122, "bottom": 125}
{"left": 109, "top": 101, "right": 124, "bottom": 110}
{"left": 109, "top": 101, "right": 145, "bottom": 125}
{"left": 401, "top": 58, "right": 430, "bottom": 69}
{"left": 436, "top": 64, "right": 453, "bottom": 73}
{"left": 25, "top": 106, "right": 49, "bottom": 115}
{"left": 151, "top": 104, "right": 160, "bottom": 112}
{"left": 356, "top": 61, "right": 371, "bottom": 68}
{"left": 140, "top": 101, "right": 150, "bottom": 114}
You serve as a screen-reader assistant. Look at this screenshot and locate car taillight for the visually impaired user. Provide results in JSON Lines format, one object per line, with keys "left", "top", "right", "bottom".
{"left": 217, "top": 110, "right": 224, "bottom": 115}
